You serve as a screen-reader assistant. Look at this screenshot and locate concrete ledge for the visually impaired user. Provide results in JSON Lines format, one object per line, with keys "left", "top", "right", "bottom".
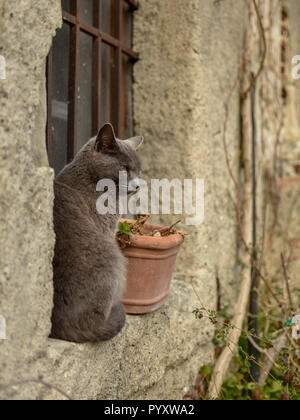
{"left": 29, "top": 279, "right": 214, "bottom": 400}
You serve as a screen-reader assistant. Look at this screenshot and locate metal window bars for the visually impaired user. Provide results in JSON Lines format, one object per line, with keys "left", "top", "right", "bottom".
{"left": 46, "top": 0, "right": 138, "bottom": 168}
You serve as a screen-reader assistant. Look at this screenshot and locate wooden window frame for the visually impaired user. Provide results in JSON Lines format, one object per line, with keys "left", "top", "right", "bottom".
{"left": 46, "top": 0, "right": 139, "bottom": 168}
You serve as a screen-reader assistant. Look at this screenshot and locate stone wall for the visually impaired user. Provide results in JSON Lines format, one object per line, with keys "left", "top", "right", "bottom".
{"left": 269, "top": 0, "right": 300, "bottom": 292}
{"left": 288, "top": 0, "right": 300, "bottom": 145}
{"left": 0, "top": 0, "right": 61, "bottom": 398}
{"left": 133, "top": 0, "right": 246, "bottom": 309}
{"left": 0, "top": 0, "right": 250, "bottom": 400}
{"left": 284, "top": 0, "right": 300, "bottom": 290}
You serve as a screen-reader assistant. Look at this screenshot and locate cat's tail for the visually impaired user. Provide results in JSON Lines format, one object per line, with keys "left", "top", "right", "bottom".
{"left": 50, "top": 303, "right": 126, "bottom": 344}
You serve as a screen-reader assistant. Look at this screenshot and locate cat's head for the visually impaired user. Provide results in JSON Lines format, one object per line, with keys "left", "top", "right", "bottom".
{"left": 87, "top": 123, "right": 143, "bottom": 193}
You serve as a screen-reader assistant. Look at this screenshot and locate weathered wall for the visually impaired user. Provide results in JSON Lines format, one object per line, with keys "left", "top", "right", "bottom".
{"left": 0, "top": 0, "right": 60, "bottom": 397}
{"left": 268, "top": 0, "right": 300, "bottom": 293}
{"left": 287, "top": 0, "right": 300, "bottom": 153}
{"left": 0, "top": 0, "right": 249, "bottom": 400}
{"left": 284, "top": 0, "right": 300, "bottom": 289}
{"left": 133, "top": 0, "right": 246, "bottom": 310}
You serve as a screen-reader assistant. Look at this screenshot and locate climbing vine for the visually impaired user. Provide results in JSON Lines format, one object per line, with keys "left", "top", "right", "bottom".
{"left": 186, "top": 0, "right": 300, "bottom": 401}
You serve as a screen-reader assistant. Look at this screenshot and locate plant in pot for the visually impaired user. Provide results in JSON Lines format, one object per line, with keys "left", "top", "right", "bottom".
{"left": 117, "top": 215, "right": 185, "bottom": 315}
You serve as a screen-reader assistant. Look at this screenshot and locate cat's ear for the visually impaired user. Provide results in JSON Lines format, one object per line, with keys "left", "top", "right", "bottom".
{"left": 95, "top": 123, "right": 119, "bottom": 154}
{"left": 124, "top": 136, "right": 144, "bottom": 151}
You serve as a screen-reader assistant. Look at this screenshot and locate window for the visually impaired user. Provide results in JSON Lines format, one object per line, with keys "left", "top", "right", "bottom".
{"left": 46, "top": 0, "right": 138, "bottom": 174}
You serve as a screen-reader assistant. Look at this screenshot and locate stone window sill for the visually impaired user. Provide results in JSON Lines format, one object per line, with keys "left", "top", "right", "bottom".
{"left": 44, "top": 279, "right": 213, "bottom": 400}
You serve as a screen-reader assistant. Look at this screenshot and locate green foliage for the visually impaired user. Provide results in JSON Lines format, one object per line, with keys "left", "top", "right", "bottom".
{"left": 191, "top": 306, "right": 300, "bottom": 400}
{"left": 192, "top": 308, "right": 204, "bottom": 320}
{"left": 117, "top": 221, "right": 133, "bottom": 236}
{"left": 221, "top": 345, "right": 300, "bottom": 401}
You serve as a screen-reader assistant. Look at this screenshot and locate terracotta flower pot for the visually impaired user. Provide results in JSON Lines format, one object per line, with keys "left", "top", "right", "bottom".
{"left": 120, "top": 219, "right": 184, "bottom": 314}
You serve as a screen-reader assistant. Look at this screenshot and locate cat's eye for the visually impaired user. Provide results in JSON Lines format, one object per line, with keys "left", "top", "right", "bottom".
{"left": 120, "top": 166, "right": 127, "bottom": 172}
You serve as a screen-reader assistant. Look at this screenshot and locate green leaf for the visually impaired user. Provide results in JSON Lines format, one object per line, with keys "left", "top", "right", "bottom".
{"left": 269, "top": 381, "right": 282, "bottom": 394}
{"left": 118, "top": 221, "right": 133, "bottom": 236}
{"left": 200, "top": 365, "right": 212, "bottom": 377}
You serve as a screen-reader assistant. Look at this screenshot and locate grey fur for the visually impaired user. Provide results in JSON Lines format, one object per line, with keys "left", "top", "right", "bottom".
{"left": 50, "top": 123, "right": 143, "bottom": 343}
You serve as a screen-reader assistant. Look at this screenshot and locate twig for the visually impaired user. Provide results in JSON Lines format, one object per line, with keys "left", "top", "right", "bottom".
{"left": 281, "top": 253, "right": 294, "bottom": 314}
{"left": 130, "top": 214, "right": 151, "bottom": 235}
{"left": 220, "top": 26, "right": 283, "bottom": 311}
{"left": 207, "top": 0, "right": 281, "bottom": 398}
{"left": 209, "top": 4, "right": 255, "bottom": 395}
{"left": 242, "top": 0, "right": 267, "bottom": 99}
{"left": 150, "top": 220, "right": 182, "bottom": 236}
{"left": 248, "top": 335, "right": 281, "bottom": 370}
{"left": 258, "top": 334, "right": 288, "bottom": 387}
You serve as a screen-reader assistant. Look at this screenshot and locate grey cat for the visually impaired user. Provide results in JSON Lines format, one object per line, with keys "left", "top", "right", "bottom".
{"left": 50, "top": 123, "right": 143, "bottom": 343}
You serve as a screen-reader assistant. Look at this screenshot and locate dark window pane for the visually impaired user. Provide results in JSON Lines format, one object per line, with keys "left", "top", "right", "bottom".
{"left": 102, "top": 0, "right": 115, "bottom": 36}
{"left": 47, "top": 0, "right": 137, "bottom": 169}
{"left": 78, "top": 31, "right": 93, "bottom": 151}
{"left": 122, "top": 54, "right": 133, "bottom": 138}
{"left": 101, "top": 43, "right": 114, "bottom": 126}
{"left": 123, "top": 1, "right": 133, "bottom": 46}
{"left": 80, "top": 0, "right": 94, "bottom": 25}
{"left": 51, "top": 23, "right": 70, "bottom": 174}
{"left": 61, "top": 0, "right": 71, "bottom": 13}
